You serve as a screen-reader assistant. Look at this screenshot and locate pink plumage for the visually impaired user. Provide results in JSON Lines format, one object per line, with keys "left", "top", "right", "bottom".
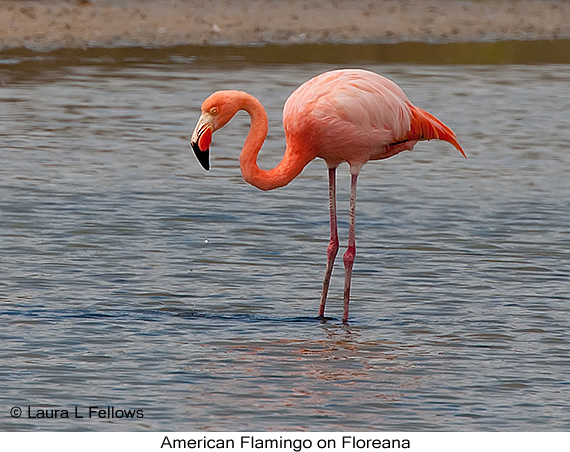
{"left": 283, "top": 69, "right": 464, "bottom": 172}
{"left": 190, "top": 69, "right": 465, "bottom": 323}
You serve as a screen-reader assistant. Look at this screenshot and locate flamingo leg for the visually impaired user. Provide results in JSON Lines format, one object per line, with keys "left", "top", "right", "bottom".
{"left": 342, "top": 173, "right": 358, "bottom": 323}
{"left": 318, "top": 167, "right": 339, "bottom": 318}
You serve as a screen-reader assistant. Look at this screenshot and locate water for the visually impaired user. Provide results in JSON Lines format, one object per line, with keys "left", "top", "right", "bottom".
{"left": 1, "top": 53, "right": 569, "bottom": 431}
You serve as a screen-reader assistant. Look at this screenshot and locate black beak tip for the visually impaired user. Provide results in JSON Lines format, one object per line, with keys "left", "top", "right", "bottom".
{"left": 191, "top": 141, "right": 210, "bottom": 172}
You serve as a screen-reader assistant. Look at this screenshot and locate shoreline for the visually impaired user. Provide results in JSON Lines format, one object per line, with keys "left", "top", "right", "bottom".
{"left": 1, "top": 0, "right": 570, "bottom": 51}
{"left": 3, "top": 40, "right": 570, "bottom": 66}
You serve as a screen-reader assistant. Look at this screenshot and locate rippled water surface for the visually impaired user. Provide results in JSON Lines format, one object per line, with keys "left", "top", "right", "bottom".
{"left": 1, "top": 54, "right": 569, "bottom": 431}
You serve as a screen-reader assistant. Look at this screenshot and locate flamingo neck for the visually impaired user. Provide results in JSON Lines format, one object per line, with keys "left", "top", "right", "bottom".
{"left": 236, "top": 92, "right": 311, "bottom": 191}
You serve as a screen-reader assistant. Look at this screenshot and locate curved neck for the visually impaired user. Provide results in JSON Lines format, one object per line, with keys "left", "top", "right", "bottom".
{"left": 236, "top": 92, "right": 311, "bottom": 191}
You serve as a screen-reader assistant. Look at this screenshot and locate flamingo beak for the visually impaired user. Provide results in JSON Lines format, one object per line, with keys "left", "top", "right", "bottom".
{"left": 190, "top": 113, "right": 213, "bottom": 171}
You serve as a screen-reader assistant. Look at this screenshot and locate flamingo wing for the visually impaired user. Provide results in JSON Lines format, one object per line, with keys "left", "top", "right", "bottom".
{"left": 283, "top": 69, "right": 465, "bottom": 167}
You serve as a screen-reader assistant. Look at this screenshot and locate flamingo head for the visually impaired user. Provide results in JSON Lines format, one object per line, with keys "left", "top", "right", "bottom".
{"left": 190, "top": 91, "right": 241, "bottom": 171}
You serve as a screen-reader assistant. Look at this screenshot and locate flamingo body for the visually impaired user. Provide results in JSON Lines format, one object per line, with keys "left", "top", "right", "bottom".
{"left": 283, "top": 70, "right": 464, "bottom": 172}
{"left": 190, "top": 69, "right": 465, "bottom": 323}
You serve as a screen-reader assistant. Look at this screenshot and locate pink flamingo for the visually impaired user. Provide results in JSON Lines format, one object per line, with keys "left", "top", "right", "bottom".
{"left": 190, "top": 69, "right": 466, "bottom": 323}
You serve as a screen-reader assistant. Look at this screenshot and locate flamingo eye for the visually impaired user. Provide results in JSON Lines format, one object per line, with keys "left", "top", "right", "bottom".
{"left": 210, "top": 107, "right": 218, "bottom": 115}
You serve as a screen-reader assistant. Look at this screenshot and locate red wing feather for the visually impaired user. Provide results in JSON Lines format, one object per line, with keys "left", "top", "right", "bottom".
{"left": 408, "top": 105, "right": 467, "bottom": 158}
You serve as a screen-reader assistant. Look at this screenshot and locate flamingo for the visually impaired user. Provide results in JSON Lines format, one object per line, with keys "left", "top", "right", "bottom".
{"left": 190, "top": 69, "right": 466, "bottom": 323}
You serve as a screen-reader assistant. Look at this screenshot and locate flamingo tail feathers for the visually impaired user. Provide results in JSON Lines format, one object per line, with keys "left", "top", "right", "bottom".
{"left": 408, "top": 105, "right": 467, "bottom": 158}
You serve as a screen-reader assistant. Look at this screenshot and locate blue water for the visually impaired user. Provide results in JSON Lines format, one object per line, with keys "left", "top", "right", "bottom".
{"left": 1, "top": 55, "right": 569, "bottom": 431}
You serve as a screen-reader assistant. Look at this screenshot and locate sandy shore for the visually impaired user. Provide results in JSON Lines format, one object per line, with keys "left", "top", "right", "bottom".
{"left": 1, "top": 0, "right": 570, "bottom": 50}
